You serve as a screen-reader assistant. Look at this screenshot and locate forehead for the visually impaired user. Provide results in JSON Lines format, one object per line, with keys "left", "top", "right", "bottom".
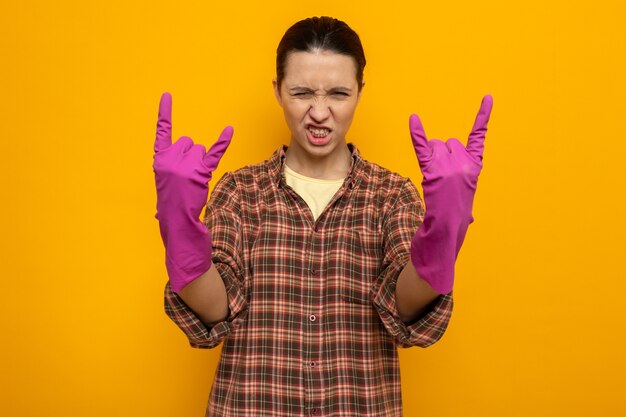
{"left": 282, "top": 50, "right": 358, "bottom": 88}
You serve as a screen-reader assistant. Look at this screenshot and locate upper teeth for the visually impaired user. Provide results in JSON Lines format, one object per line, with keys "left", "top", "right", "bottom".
{"left": 310, "top": 128, "right": 330, "bottom": 137}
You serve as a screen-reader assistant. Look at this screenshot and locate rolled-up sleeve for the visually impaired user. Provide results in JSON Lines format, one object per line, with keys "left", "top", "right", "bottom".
{"left": 164, "top": 172, "right": 249, "bottom": 349}
{"left": 371, "top": 179, "right": 454, "bottom": 348}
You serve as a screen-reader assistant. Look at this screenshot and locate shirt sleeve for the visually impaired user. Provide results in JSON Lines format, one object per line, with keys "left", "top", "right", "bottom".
{"left": 371, "top": 179, "right": 454, "bottom": 349}
{"left": 164, "top": 172, "right": 249, "bottom": 349}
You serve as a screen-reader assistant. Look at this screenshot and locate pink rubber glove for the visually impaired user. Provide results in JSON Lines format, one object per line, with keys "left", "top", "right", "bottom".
{"left": 153, "top": 92, "right": 233, "bottom": 293}
{"left": 409, "top": 95, "right": 493, "bottom": 294}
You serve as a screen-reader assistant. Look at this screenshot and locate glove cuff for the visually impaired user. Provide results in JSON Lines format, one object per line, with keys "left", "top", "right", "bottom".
{"left": 410, "top": 213, "right": 470, "bottom": 294}
{"left": 163, "top": 221, "right": 213, "bottom": 293}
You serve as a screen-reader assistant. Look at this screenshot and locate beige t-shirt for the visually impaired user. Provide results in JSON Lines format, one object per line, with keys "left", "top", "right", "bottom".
{"left": 284, "top": 164, "right": 345, "bottom": 221}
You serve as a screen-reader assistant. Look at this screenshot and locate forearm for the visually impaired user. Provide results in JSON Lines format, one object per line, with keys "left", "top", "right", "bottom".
{"left": 177, "top": 265, "right": 229, "bottom": 327}
{"left": 395, "top": 261, "right": 440, "bottom": 323}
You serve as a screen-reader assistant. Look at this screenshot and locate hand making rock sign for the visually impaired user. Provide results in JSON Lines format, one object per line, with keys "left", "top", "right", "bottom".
{"left": 408, "top": 95, "right": 494, "bottom": 294}
{"left": 153, "top": 92, "right": 233, "bottom": 293}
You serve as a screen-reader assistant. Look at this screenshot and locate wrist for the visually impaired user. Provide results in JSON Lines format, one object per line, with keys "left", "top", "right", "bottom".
{"left": 162, "top": 219, "right": 213, "bottom": 293}
{"left": 410, "top": 215, "right": 468, "bottom": 294}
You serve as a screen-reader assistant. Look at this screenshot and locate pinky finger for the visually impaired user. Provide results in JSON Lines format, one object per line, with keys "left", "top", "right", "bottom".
{"left": 466, "top": 95, "right": 493, "bottom": 160}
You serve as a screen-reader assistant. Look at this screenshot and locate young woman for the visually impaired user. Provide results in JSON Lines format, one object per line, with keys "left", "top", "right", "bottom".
{"left": 153, "top": 16, "right": 492, "bottom": 417}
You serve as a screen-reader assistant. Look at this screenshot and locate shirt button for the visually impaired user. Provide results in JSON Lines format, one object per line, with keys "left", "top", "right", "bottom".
{"left": 311, "top": 408, "right": 318, "bottom": 415}
{"left": 309, "top": 361, "right": 317, "bottom": 368}
{"left": 309, "top": 314, "right": 317, "bottom": 322}
{"left": 310, "top": 268, "right": 318, "bottom": 275}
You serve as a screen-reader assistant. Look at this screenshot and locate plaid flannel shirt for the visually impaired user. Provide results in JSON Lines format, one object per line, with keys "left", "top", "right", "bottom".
{"left": 165, "top": 144, "right": 453, "bottom": 417}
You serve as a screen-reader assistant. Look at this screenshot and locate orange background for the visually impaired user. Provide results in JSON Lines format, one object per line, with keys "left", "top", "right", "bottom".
{"left": 2, "top": 0, "right": 625, "bottom": 416}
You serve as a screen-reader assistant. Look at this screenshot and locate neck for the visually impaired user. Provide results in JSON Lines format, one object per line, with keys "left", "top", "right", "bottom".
{"left": 284, "top": 143, "right": 351, "bottom": 180}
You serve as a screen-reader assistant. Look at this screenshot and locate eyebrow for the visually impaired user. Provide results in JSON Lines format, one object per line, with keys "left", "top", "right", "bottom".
{"left": 287, "top": 86, "right": 354, "bottom": 94}
{"left": 328, "top": 87, "right": 353, "bottom": 94}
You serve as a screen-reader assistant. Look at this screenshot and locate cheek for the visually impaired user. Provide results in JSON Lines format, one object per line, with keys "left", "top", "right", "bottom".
{"left": 334, "top": 103, "right": 358, "bottom": 124}
{"left": 284, "top": 102, "right": 309, "bottom": 120}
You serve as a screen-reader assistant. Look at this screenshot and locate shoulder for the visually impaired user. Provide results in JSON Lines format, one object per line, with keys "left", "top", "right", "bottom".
{"left": 355, "top": 155, "right": 420, "bottom": 203}
{"left": 224, "top": 161, "right": 275, "bottom": 192}
{"left": 211, "top": 149, "right": 281, "bottom": 199}
{"left": 360, "top": 157, "right": 410, "bottom": 184}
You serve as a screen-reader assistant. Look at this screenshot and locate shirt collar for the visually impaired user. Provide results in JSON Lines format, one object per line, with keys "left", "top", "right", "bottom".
{"left": 268, "top": 143, "right": 364, "bottom": 189}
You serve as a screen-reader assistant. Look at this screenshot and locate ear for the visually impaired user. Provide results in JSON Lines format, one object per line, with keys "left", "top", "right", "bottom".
{"left": 357, "top": 79, "right": 365, "bottom": 102}
{"left": 272, "top": 78, "right": 283, "bottom": 106}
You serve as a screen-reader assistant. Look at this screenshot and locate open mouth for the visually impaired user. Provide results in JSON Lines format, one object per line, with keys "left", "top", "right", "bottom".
{"left": 308, "top": 127, "right": 331, "bottom": 137}
{"left": 306, "top": 125, "right": 332, "bottom": 145}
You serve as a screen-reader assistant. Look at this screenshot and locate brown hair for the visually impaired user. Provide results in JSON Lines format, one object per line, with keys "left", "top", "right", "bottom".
{"left": 276, "top": 16, "right": 366, "bottom": 91}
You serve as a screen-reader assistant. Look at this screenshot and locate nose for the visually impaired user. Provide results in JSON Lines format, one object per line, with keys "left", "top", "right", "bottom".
{"left": 308, "top": 98, "right": 331, "bottom": 122}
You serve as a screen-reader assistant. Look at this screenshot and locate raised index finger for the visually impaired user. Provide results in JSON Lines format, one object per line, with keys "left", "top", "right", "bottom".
{"left": 409, "top": 113, "right": 430, "bottom": 163}
{"left": 154, "top": 92, "right": 172, "bottom": 152}
{"left": 203, "top": 126, "right": 234, "bottom": 172}
{"left": 466, "top": 94, "right": 493, "bottom": 161}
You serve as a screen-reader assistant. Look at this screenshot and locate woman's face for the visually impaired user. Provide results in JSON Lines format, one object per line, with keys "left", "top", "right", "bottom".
{"left": 273, "top": 50, "right": 362, "bottom": 161}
